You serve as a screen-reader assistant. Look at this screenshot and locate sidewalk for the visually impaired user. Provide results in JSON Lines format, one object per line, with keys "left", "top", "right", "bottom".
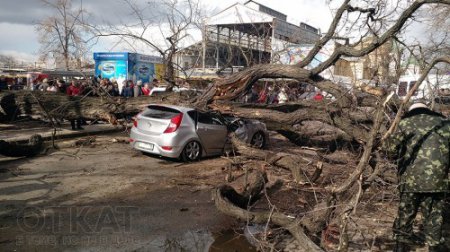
{"left": 0, "top": 122, "right": 126, "bottom": 143}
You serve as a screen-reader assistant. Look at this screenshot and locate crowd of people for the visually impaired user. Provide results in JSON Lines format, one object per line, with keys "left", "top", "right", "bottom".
{"left": 96, "top": 77, "right": 161, "bottom": 97}
{"left": 242, "top": 83, "right": 324, "bottom": 104}
{"left": 0, "top": 76, "right": 26, "bottom": 90}
{"left": 0, "top": 76, "right": 163, "bottom": 98}
{"left": 2, "top": 77, "right": 327, "bottom": 128}
{"left": 0, "top": 76, "right": 165, "bottom": 130}
{"left": 3, "top": 76, "right": 326, "bottom": 104}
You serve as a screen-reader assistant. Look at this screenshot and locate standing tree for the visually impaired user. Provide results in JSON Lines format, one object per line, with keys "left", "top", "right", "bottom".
{"left": 92, "top": 0, "right": 203, "bottom": 90}
{"left": 0, "top": 54, "right": 17, "bottom": 68}
{"left": 36, "top": 0, "right": 92, "bottom": 70}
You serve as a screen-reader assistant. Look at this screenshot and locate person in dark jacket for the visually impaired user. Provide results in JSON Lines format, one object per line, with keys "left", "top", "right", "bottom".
{"left": 56, "top": 79, "right": 67, "bottom": 94}
{"left": 108, "top": 80, "right": 119, "bottom": 96}
{"left": 0, "top": 77, "right": 7, "bottom": 91}
{"left": 134, "top": 80, "right": 143, "bottom": 97}
{"left": 385, "top": 102, "right": 450, "bottom": 252}
{"left": 121, "top": 80, "right": 133, "bottom": 97}
{"left": 39, "top": 78, "right": 49, "bottom": 92}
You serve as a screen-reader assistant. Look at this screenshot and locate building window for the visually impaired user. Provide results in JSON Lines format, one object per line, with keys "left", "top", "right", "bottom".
{"left": 398, "top": 81, "right": 407, "bottom": 96}
{"left": 409, "top": 81, "right": 418, "bottom": 96}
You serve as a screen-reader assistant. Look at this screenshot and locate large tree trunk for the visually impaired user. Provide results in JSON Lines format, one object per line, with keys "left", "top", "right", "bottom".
{"left": 0, "top": 90, "right": 197, "bottom": 124}
{"left": 210, "top": 101, "right": 377, "bottom": 144}
{"left": 0, "top": 89, "right": 386, "bottom": 149}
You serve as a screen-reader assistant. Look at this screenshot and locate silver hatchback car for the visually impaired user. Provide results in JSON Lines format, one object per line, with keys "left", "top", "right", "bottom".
{"left": 129, "top": 104, "right": 268, "bottom": 161}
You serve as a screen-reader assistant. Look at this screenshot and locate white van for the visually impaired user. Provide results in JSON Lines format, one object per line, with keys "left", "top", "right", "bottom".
{"left": 395, "top": 73, "right": 450, "bottom": 100}
{"left": 149, "top": 86, "right": 198, "bottom": 96}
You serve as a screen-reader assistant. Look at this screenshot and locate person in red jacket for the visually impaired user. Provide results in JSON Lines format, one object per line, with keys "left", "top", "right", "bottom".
{"left": 313, "top": 91, "right": 324, "bottom": 101}
{"left": 67, "top": 80, "right": 82, "bottom": 96}
{"left": 141, "top": 83, "right": 151, "bottom": 96}
{"left": 257, "top": 86, "right": 268, "bottom": 103}
{"left": 67, "top": 81, "right": 83, "bottom": 130}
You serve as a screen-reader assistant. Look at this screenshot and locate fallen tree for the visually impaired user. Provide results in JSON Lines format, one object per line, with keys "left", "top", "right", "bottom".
{"left": 204, "top": 0, "right": 450, "bottom": 250}
{"left": 1, "top": 0, "right": 449, "bottom": 250}
{"left": 215, "top": 104, "right": 385, "bottom": 251}
{"left": 0, "top": 88, "right": 378, "bottom": 150}
{"left": 0, "top": 90, "right": 198, "bottom": 124}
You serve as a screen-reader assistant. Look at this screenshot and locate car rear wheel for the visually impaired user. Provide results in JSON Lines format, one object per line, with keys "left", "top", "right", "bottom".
{"left": 181, "top": 141, "right": 201, "bottom": 161}
{"left": 250, "top": 132, "right": 265, "bottom": 149}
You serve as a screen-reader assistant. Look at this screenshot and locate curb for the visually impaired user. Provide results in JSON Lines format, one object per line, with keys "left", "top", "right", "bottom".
{"left": 4, "top": 126, "right": 126, "bottom": 144}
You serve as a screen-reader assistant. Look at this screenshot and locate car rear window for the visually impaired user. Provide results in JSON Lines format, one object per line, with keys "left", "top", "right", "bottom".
{"left": 187, "top": 110, "right": 197, "bottom": 121}
{"left": 142, "top": 105, "right": 180, "bottom": 119}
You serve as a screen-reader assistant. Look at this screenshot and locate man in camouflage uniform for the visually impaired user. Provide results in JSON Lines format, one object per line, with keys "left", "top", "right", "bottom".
{"left": 386, "top": 102, "right": 449, "bottom": 252}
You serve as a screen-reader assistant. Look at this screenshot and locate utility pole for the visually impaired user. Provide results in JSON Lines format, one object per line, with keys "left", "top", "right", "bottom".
{"left": 202, "top": 24, "right": 206, "bottom": 70}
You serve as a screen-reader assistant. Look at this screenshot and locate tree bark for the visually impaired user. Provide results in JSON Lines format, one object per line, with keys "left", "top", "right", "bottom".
{"left": 230, "top": 135, "right": 321, "bottom": 183}
{"left": 0, "top": 90, "right": 197, "bottom": 123}
{"left": 0, "top": 90, "right": 378, "bottom": 147}
{"left": 214, "top": 184, "right": 323, "bottom": 252}
{"left": 213, "top": 102, "right": 375, "bottom": 144}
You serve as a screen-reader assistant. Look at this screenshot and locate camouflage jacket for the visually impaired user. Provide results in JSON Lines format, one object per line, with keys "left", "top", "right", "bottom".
{"left": 385, "top": 108, "right": 450, "bottom": 192}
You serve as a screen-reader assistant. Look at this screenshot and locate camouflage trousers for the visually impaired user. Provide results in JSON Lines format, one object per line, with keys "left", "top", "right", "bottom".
{"left": 393, "top": 192, "right": 446, "bottom": 246}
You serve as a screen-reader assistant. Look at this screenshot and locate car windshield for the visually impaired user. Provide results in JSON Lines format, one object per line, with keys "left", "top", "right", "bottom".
{"left": 142, "top": 105, "right": 180, "bottom": 119}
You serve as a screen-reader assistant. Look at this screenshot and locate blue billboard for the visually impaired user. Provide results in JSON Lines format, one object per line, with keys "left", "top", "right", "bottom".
{"left": 94, "top": 52, "right": 162, "bottom": 84}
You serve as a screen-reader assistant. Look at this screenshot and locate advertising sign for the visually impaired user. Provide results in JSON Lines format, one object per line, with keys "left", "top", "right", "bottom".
{"left": 279, "top": 44, "right": 333, "bottom": 69}
{"left": 136, "top": 62, "right": 154, "bottom": 83}
{"left": 93, "top": 52, "right": 162, "bottom": 84}
{"left": 93, "top": 52, "right": 128, "bottom": 61}
{"left": 154, "top": 63, "right": 165, "bottom": 80}
{"left": 127, "top": 53, "right": 155, "bottom": 83}
{"left": 95, "top": 60, "right": 127, "bottom": 80}
{"left": 136, "top": 54, "right": 163, "bottom": 64}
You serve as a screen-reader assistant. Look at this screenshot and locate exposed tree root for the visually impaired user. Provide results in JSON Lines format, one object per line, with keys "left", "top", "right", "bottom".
{"left": 214, "top": 183, "right": 324, "bottom": 251}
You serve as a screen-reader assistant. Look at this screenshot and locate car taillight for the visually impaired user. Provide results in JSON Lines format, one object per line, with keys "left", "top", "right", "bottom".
{"left": 132, "top": 112, "right": 142, "bottom": 128}
{"left": 164, "top": 113, "right": 183, "bottom": 133}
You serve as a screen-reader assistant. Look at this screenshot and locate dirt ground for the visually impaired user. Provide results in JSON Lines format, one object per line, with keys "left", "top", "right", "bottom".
{"left": 0, "top": 131, "right": 448, "bottom": 251}
{"left": 0, "top": 132, "right": 255, "bottom": 251}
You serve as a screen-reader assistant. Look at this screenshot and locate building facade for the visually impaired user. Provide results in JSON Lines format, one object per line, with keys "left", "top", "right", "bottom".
{"left": 176, "top": 1, "right": 321, "bottom": 77}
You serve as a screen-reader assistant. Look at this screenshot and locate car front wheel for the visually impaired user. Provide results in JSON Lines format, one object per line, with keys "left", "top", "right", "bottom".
{"left": 181, "top": 141, "right": 201, "bottom": 161}
{"left": 250, "top": 132, "right": 265, "bottom": 149}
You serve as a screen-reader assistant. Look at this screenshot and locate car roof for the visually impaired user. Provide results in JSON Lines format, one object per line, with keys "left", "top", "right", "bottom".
{"left": 147, "top": 104, "right": 194, "bottom": 113}
{"left": 151, "top": 87, "right": 166, "bottom": 91}
{"left": 149, "top": 87, "right": 167, "bottom": 95}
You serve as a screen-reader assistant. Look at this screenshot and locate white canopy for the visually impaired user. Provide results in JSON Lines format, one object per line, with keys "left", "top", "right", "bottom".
{"left": 206, "top": 3, "right": 274, "bottom": 26}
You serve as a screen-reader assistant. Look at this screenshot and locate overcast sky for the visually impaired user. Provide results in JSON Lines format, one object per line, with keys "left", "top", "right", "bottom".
{"left": 0, "top": 0, "right": 335, "bottom": 64}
